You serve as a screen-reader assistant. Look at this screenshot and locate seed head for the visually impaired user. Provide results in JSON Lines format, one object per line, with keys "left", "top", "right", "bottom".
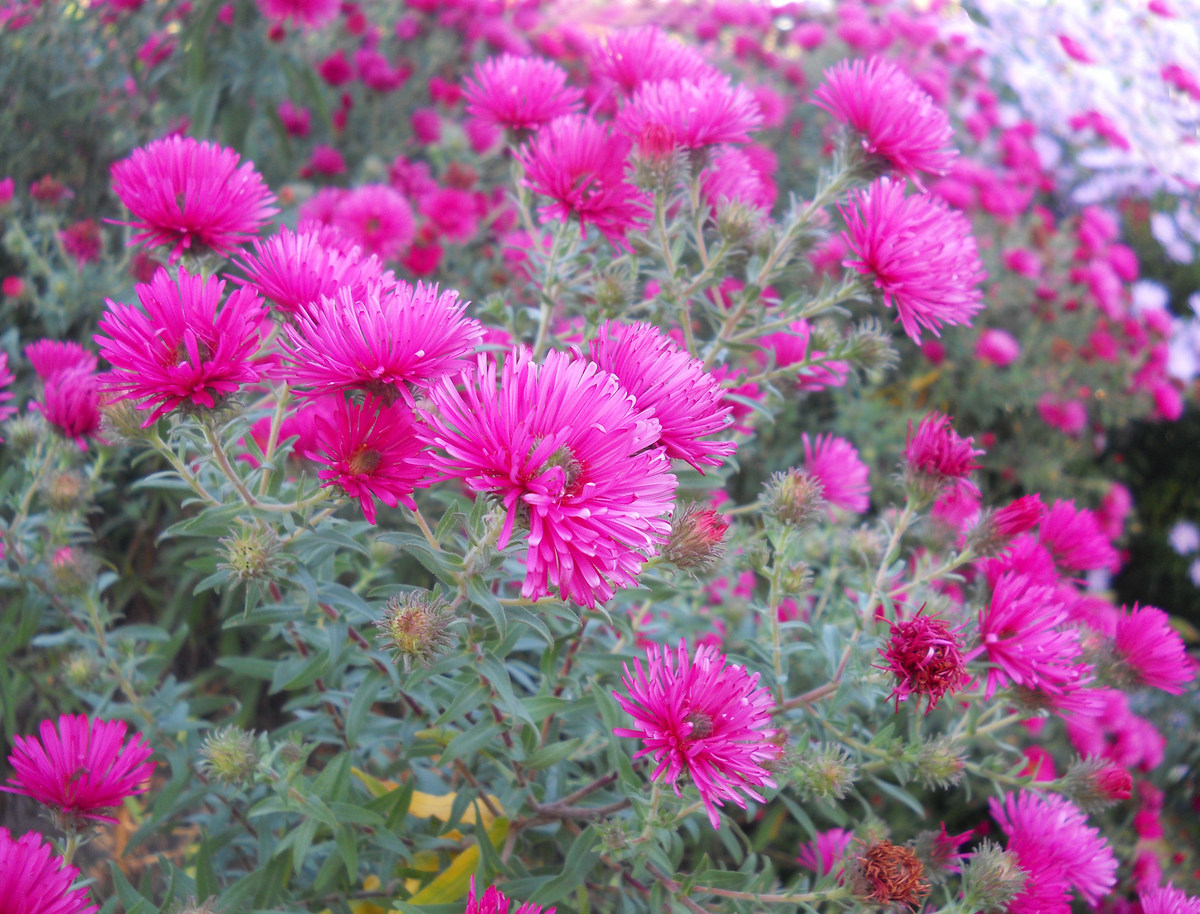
{"left": 961, "top": 841, "right": 1027, "bottom": 913}
{"left": 377, "top": 591, "right": 457, "bottom": 671}
{"left": 218, "top": 519, "right": 287, "bottom": 583}
{"left": 849, "top": 840, "right": 929, "bottom": 909}
{"left": 199, "top": 726, "right": 260, "bottom": 787}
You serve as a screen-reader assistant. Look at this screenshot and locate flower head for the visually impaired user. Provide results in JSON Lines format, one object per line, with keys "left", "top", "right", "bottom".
{"left": 330, "top": 184, "right": 415, "bottom": 261}
{"left": 802, "top": 433, "right": 870, "bottom": 513}
{"left": 256, "top": 0, "right": 338, "bottom": 29}
{"left": 663, "top": 503, "right": 729, "bottom": 571}
{"left": 1038, "top": 499, "right": 1119, "bottom": 572}
{"left": 588, "top": 321, "right": 735, "bottom": 472}
{"left": 110, "top": 136, "right": 277, "bottom": 262}
{"left": 1140, "top": 884, "right": 1200, "bottom": 914}
{"left": 1112, "top": 604, "right": 1196, "bottom": 694}
{"left": 0, "top": 352, "right": 15, "bottom": 429}
{"left": 840, "top": 177, "right": 986, "bottom": 344}
{"left": 614, "top": 640, "right": 779, "bottom": 828}
{"left": 877, "top": 609, "right": 968, "bottom": 713}
{"left": 24, "top": 340, "right": 98, "bottom": 380}
{"left": 277, "top": 281, "right": 482, "bottom": 405}
{"left": 96, "top": 267, "right": 266, "bottom": 425}
{"left": 465, "top": 876, "right": 553, "bottom": 914}
{"left": 0, "top": 828, "right": 98, "bottom": 914}
{"left": 850, "top": 840, "right": 929, "bottom": 910}
{"left": 517, "top": 115, "right": 650, "bottom": 253}
{"left": 590, "top": 25, "right": 714, "bottom": 95}
{"left": 463, "top": 54, "right": 582, "bottom": 132}
{"left": 797, "top": 828, "right": 855, "bottom": 876}
{"left": 616, "top": 73, "right": 763, "bottom": 151}
{"left": 1, "top": 714, "right": 154, "bottom": 826}
{"left": 311, "top": 396, "right": 431, "bottom": 525}
{"left": 421, "top": 349, "right": 676, "bottom": 607}
{"left": 34, "top": 367, "right": 103, "bottom": 450}
{"left": 902, "top": 411, "right": 982, "bottom": 499}
{"left": 813, "top": 56, "right": 957, "bottom": 184}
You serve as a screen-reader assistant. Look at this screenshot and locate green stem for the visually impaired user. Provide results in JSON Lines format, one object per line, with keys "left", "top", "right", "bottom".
{"left": 203, "top": 422, "right": 260, "bottom": 509}
{"left": 257, "top": 387, "right": 293, "bottom": 497}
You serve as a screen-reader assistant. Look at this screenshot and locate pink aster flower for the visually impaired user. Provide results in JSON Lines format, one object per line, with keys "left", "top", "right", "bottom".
{"left": 1038, "top": 500, "right": 1119, "bottom": 573}
{"left": 588, "top": 321, "right": 735, "bottom": 473}
{"left": 812, "top": 57, "right": 957, "bottom": 185}
{"left": 755, "top": 320, "right": 851, "bottom": 391}
{"left": 877, "top": 610, "right": 967, "bottom": 713}
{"left": 614, "top": 640, "right": 779, "bottom": 829}
{"left": 990, "top": 790, "right": 1117, "bottom": 909}
{"left": 233, "top": 224, "right": 393, "bottom": 315}
{"left": 616, "top": 73, "right": 763, "bottom": 151}
{"left": 701, "top": 146, "right": 777, "bottom": 212}
{"left": 277, "top": 281, "right": 482, "bottom": 406}
{"left": 797, "top": 828, "right": 855, "bottom": 876}
{"left": 517, "top": 114, "right": 650, "bottom": 253}
{"left": 802, "top": 432, "right": 870, "bottom": 513}
{"left": 33, "top": 367, "right": 103, "bottom": 450}
{"left": 464, "top": 876, "right": 553, "bottom": 914}
{"left": 421, "top": 349, "right": 676, "bottom": 607}
{"left": 971, "top": 572, "right": 1084, "bottom": 699}
{"left": 463, "top": 54, "right": 583, "bottom": 132}
{"left": 310, "top": 396, "right": 431, "bottom": 525}
{"left": 1141, "top": 884, "right": 1200, "bottom": 914}
{"left": 590, "top": 25, "right": 714, "bottom": 95}
{"left": 330, "top": 184, "right": 415, "bottom": 261}
{"left": 256, "top": 0, "right": 338, "bottom": 29}
{"left": 840, "top": 177, "right": 985, "bottom": 344}
{"left": 96, "top": 267, "right": 265, "bottom": 425}
{"left": 24, "top": 340, "right": 98, "bottom": 380}
{"left": 975, "top": 328, "right": 1020, "bottom": 367}
{"left": 110, "top": 135, "right": 277, "bottom": 262}
{"left": 0, "top": 352, "right": 15, "bottom": 429}
{"left": 0, "top": 828, "right": 97, "bottom": 914}
{"left": 1112, "top": 604, "right": 1196, "bottom": 694}
{"left": 1, "top": 714, "right": 154, "bottom": 826}
{"left": 902, "top": 411, "right": 982, "bottom": 499}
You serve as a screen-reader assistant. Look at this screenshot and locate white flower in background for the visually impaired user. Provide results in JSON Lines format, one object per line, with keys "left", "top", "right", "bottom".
{"left": 1190, "top": 557, "right": 1200, "bottom": 588}
{"left": 1168, "top": 520, "right": 1200, "bottom": 555}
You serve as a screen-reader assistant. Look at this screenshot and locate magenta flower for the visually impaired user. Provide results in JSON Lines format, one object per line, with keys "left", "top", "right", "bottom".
{"left": 755, "top": 320, "right": 850, "bottom": 391}
{"left": 24, "top": 340, "right": 98, "bottom": 380}
{"left": 590, "top": 25, "right": 714, "bottom": 95}
{"left": 802, "top": 432, "right": 870, "bottom": 513}
{"left": 96, "top": 267, "right": 266, "bottom": 425}
{"left": 330, "top": 184, "right": 415, "bottom": 261}
{"left": 256, "top": 0, "right": 338, "bottom": 29}
{"left": 1141, "top": 884, "right": 1200, "bottom": 914}
{"left": 234, "top": 224, "right": 393, "bottom": 314}
{"left": 614, "top": 640, "right": 779, "bottom": 829}
{"left": 972, "top": 572, "right": 1084, "bottom": 699}
{"left": 464, "top": 876, "right": 553, "bottom": 914}
{"left": 110, "top": 135, "right": 277, "bottom": 262}
{"left": 0, "top": 352, "right": 15, "bottom": 430}
{"left": 992, "top": 495, "right": 1047, "bottom": 538}
{"left": 311, "top": 396, "right": 431, "bottom": 525}
{"left": 33, "top": 367, "right": 103, "bottom": 450}
{"left": 421, "top": 349, "right": 676, "bottom": 607}
{"left": 902, "top": 411, "right": 982, "bottom": 497}
{"left": 990, "top": 790, "right": 1117, "bottom": 909}
{"left": 0, "top": 828, "right": 97, "bottom": 914}
{"left": 1038, "top": 499, "right": 1119, "bottom": 572}
{"left": 463, "top": 54, "right": 583, "bottom": 132}
{"left": 588, "top": 321, "right": 735, "bottom": 473}
{"left": 1113, "top": 604, "right": 1196, "bottom": 694}
{"left": 1, "top": 714, "right": 154, "bottom": 826}
{"left": 840, "top": 177, "right": 986, "bottom": 344}
{"left": 797, "top": 828, "right": 854, "bottom": 876}
{"left": 616, "top": 73, "right": 763, "bottom": 151}
{"left": 277, "top": 281, "right": 482, "bottom": 405}
{"left": 877, "top": 610, "right": 968, "bottom": 714}
{"left": 812, "top": 56, "right": 957, "bottom": 184}
{"left": 517, "top": 115, "right": 650, "bottom": 253}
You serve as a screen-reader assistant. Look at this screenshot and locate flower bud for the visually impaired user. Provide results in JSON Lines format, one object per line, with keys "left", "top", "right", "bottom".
{"left": 199, "top": 726, "right": 260, "bottom": 786}
{"left": 1059, "top": 757, "right": 1133, "bottom": 813}
{"left": 590, "top": 265, "right": 634, "bottom": 318}
{"left": 218, "top": 519, "right": 287, "bottom": 583}
{"left": 377, "top": 591, "right": 457, "bottom": 671}
{"left": 50, "top": 547, "right": 97, "bottom": 596}
{"left": 3, "top": 414, "right": 42, "bottom": 454}
{"left": 714, "top": 199, "right": 762, "bottom": 247}
{"left": 902, "top": 412, "right": 982, "bottom": 504}
{"left": 909, "top": 823, "right": 971, "bottom": 884}
{"left": 62, "top": 651, "right": 99, "bottom": 690}
{"left": 961, "top": 841, "right": 1027, "bottom": 913}
{"left": 45, "top": 470, "right": 89, "bottom": 513}
{"left": 848, "top": 840, "right": 928, "bottom": 909}
{"left": 846, "top": 318, "right": 898, "bottom": 381}
{"left": 791, "top": 742, "right": 858, "bottom": 800}
{"left": 967, "top": 495, "right": 1047, "bottom": 557}
{"left": 915, "top": 736, "right": 966, "bottom": 789}
{"left": 663, "top": 502, "right": 729, "bottom": 571}
{"left": 764, "top": 468, "right": 827, "bottom": 529}
{"left": 99, "top": 393, "right": 155, "bottom": 444}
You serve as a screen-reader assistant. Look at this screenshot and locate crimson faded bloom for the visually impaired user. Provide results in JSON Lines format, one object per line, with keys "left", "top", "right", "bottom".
{"left": 421, "top": 349, "right": 676, "bottom": 607}
{"left": 813, "top": 56, "right": 957, "bottom": 185}
{"left": 802, "top": 432, "right": 870, "bottom": 513}
{"left": 110, "top": 135, "right": 277, "bottom": 262}
{"left": 1, "top": 714, "right": 154, "bottom": 826}
{"left": 614, "top": 640, "right": 779, "bottom": 829}
{"left": 0, "top": 828, "right": 97, "bottom": 914}
{"left": 903, "top": 411, "right": 983, "bottom": 499}
{"left": 311, "top": 396, "right": 431, "bottom": 525}
{"left": 616, "top": 73, "right": 763, "bottom": 151}
{"left": 463, "top": 54, "right": 582, "bottom": 132}
{"left": 96, "top": 267, "right": 266, "bottom": 425}
{"left": 464, "top": 876, "right": 553, "bottom": 914}
{"left": 877, "top": 609, "right": 968, "bottom": 713}
{"left": 1111, "top": 604, "right": 1196, "bottom": 694}
{"left": 588, "top": 321, "right": 735, "bottom": 472}
{"left": 277, "top": 281, "right": 482, "bottom": 405}
{"left": 840, "top": 177, "right": 986, "bottom": 344}
{"left": 517, "top": 115, "right": 650, "bottom": 253}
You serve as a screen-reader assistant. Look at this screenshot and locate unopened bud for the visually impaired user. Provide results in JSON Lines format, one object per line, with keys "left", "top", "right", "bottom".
{"left": 50, "top": 547, "right": 97, "bottom": 596}
{"left": 45, "top": 470, "right": 88, "bottom": 512}
{"left": 1060, "top": 757, "right": 1133, "bottom": 813}
{"left": 792, "top": 742, "right": 858, "bottom": 800}
{"left": 99, "top": 394, "right": 154, "bottom": 443}
{"left": 909, "top": 823, "right": 971, "bottom": 884}
{"left": 590, "top": 266, "right": 634, "bottom": 318}
{"left": 967, "top": 495, "right": 1047, "bottom": 557}
{"left": 199, "top": 726, "right": 260, "bottom": 786}
{"left": 846, "top": 318, "right": 898, "bottom": 381}
{"left": 849, "top": 840, "right": 929, "bottom": 909}
{"left": 3, "top": 414, "right": 42, "bottom": 453}
{"left": 781, "top": 561, "right": 813, "bottom": 594}
{"left": 377, "top": 591, "right": 457, "bottom": 670}
{"left": 663, "top": 502, "right": 729, "bottom": 571}
{"left": 172, "top": 897, "right": 219, "bottom": 914}
{"left": 914, "top": 736, "right": 966, "bottom": 790}
{"left": 764, "top": 468, "right": 827, "bottom": 529}
{"left": 961, "top": 842, "right": 1027, "bottom": 913}
{"left": 218, "top": 519, "right": 287, "bottom": 583}
{"left": 62, "top": 651, "right": 99, "bottom": 690}
{"left": 714, "top": 199, "right": 762, "bottom": 247}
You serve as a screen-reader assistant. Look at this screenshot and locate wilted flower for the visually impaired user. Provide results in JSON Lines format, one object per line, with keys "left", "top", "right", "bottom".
{"left": 850, "top": 840, "right": 929, "bottom": 909}
{"left": 877, "top": 609, "right": 968, "bottom": 714}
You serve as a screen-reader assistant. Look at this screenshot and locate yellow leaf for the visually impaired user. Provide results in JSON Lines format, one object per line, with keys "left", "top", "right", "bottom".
{"left": 351, "top": 767, "right": 505, "bottom": 834}
{"left": 407, "top": 817, "right": 510, "bottom": 905}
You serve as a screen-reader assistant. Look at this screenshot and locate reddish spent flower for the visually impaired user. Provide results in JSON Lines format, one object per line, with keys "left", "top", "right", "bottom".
{"left": 990, "top": 790, "right": 1117, "bottom": 909}
{"left": 1, "top": 714, "right": 154, "bottom": 826}
{"left": 421, "top": 349, "right": 676, "bottom": 607}
{"left": 616, "top": 73, "right": 763, "bottom": 151}
{"left": 877, "top": 609, "right": 968, "bottom": 714}
{"left": 310, "top": 396, "right": 431, "bottom": 525}
{"left": 802, "top": 432, "right": 870, "bottom": 513}
{"left": 1112, "top": 604, "right": 1196, "bottom": 694}
{"left": 812, "top": 56, "right": 957, "bottom": 185}
{"left": 256, "top": 0, "right": 338, "bottom": 29}
{"left": 797, "top": 827, "right": 855, "bottom": 876}
{"left": 34, "top": 367, "right": 103, "bottom": 450}
{"left": 1038, "top": 500, "right": 1119, "bottom": 573}
{"left": 590, "top": 25, "right": 714, "bottom": 95}
{"left": 0, "top": 828, "right": 98, "bottom": 914}
{"left": 331, "top": 184, "right": 415, "bottom": 261}
{"left": 1140, "top": 884, "right": 1200, "bottom": 914}
{"left": 277, "top": 281, "right": 482, "bottom": 406}
{"left": 110, "top": 135, "right": 277, "bottom": 262}
{"left": 971, "top": 572, "right": 1084, "bottom": 699}
{"left": 840, "top": 177, "right": 986, "bottom": 344}
{"left": 588, "top": 321, "right": 735, "bottom": 472}
{"left": 851, "top": 840, "right": 929, "bottom": 909}
{"left": 59, "top": 219, "right": 103, "bottom": 265}
{"left": 903, "top": 411, "right": 983, "bottom": 499}
{"left": 24, "top": 340, "right": 98, "bottom": 380}
{"left": 464, "top": 876, "right": 553, "bottom": 914}
{"left": 463, "top": 54, "right": 583, "bottom": 132}
{"left": 517, "top": 114, "right": 650, "bottom": 253}
{"left": 614, "top": 640, "right": 779, "bottom": 829}
{"left": 96, "top": 267, "right": 266, "bottom": 425}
